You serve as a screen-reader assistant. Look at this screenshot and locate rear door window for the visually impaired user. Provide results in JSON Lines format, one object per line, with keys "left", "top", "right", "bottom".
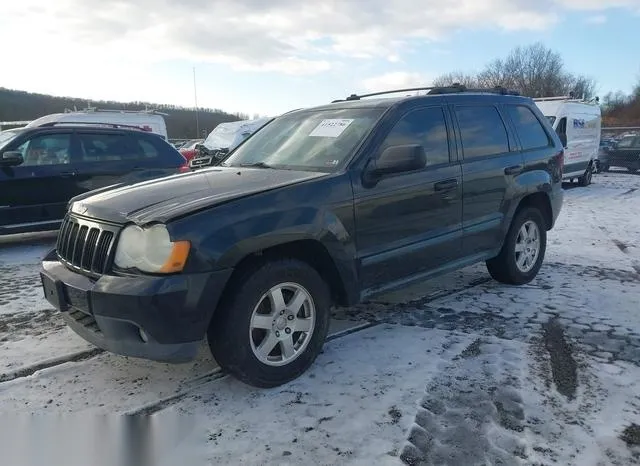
{"left": 505, "top": 105, "right": 551, "bottom": 151}
{"left": 77, "top": 132, "right": 141, "bottom": 162}
{"left": 455, "top": 106, "right": 510, "bottom": 159}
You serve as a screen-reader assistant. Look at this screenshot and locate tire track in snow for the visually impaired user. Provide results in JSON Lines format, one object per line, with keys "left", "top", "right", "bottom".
{"left": 0, "top": 347, "right": 104, "bottom": 383}
{"left": 400, "top": 337, "right": 529, "bottom": 466}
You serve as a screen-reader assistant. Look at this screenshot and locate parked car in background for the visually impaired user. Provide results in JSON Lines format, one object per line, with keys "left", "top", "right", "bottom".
{"left": 26, "top": 108, "right": 169, "bottom": 140}
{"left": 599, "top": 135, "right": 640, "bottom": 173}
{"left": 40, "top": 84, "right": 564, "bottom": 388}
{"left": 0, "top": 123, "right": 186, "bottom": 235}
{"left": 189, "top": 118, "right": 272, "bottom": 169}
{"left": 178, "top": 139, "right": 204, "bottom": 163}
{"left": 534, "top": 97, "right": 601, "bottom": 186}
{"left": 596, "top": 138, "right": 616, "bottom": 172}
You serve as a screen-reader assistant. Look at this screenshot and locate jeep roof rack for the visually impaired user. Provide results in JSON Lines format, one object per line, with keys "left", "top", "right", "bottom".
{"left": 39, "top": 121, "right": 150, "bottom": 131}
{"left": 332, "top": 83, "right": 520, "bottom": 102}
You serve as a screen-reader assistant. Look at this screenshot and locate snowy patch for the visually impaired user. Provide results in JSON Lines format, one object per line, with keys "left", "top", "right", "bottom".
{"left": 0, "top": 172, "right": 639, "bottom": 465}
{"left": 166, "top": 325, "right": 475, "bottom": 465}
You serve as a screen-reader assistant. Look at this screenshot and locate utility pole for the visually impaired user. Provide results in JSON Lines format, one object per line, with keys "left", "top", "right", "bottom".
{"left": 193, "top": 67, "right": 200, "bottom": 138}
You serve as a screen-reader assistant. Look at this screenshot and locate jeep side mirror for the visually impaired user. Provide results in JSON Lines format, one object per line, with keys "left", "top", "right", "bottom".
{"left": 365, "top": 144, "right": 426, "bottom": 183}
{"left": 0, "top": 151, "right": 23, "bottom": 167}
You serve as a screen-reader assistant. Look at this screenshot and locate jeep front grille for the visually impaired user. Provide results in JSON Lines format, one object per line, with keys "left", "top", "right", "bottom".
{"left": 56, "top": 216, "right": 117, "bottom": 275}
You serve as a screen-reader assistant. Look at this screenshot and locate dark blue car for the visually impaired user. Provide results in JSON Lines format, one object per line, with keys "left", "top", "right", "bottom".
{"left": 0, "top": 123, "right": 187, "bottom": 235}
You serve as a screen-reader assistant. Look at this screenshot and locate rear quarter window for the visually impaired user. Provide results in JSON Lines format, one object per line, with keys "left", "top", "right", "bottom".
{"left": 138, "top": 135, "right": 185, "bottom": 166}
{"left": 505, "top": 105, "right": 551, "bottom": 151}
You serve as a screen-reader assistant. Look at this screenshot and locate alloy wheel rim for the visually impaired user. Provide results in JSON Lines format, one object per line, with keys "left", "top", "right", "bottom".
{"left": 249, "top": 282, "right": 316, "bottom": 367}
{"left": 514, "top": 220, "right": 540, "bottom": 273}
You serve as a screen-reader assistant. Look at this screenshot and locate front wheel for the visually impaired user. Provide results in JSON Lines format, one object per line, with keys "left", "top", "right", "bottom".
{"left": 486, "top": 207, "right": 547, "bottom": 285}
{"left": 208, "top": 259, "right": 331, "bottom": 388}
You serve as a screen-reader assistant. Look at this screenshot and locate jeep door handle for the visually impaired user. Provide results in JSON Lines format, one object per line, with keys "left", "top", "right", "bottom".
{"left": 434, "top": 179, "right": 458, "bottom": 192}
{"left": 504, "top": 165, "right": 523, "bottom": 175}
{"left": 59, "top": 171, "right": 77, "bottom": 177}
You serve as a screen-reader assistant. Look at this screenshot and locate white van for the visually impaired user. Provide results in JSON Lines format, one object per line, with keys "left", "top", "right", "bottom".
{"left": 534, "top": 97, "right": 601, "bottom": 186}
{"left": 26, "top": 108, "right": 169, "bottom": 140}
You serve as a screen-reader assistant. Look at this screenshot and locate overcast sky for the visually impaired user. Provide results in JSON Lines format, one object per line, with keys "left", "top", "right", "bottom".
{"left": 1, "top": 0, "right": 639, "bottom": 116}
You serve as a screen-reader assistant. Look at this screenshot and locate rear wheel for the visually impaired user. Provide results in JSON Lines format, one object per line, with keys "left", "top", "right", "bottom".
{"left": 486, "top": 207, "right": 547, "bottom": 285}
{"left": 208, "top": 259, "right": 330, "bottom": 388}
{"left": 578, "top": 164, "right": 593, "bottom": 186}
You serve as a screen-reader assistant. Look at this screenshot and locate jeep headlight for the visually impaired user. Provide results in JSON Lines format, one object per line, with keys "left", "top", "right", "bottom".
{"left": 114, "top": 224, "right": 190, "bottom": 273}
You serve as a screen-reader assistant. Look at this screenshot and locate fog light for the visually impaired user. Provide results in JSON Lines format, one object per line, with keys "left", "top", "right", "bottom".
{"left": 139, "top": 328, "right": 149, "bottom": 343}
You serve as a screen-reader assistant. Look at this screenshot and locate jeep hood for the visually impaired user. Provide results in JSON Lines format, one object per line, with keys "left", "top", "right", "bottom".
{"left": 70, "top": 167, "right": 327, "bottom": 224}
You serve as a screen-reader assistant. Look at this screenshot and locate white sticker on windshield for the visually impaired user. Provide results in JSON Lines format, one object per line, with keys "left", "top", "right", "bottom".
{"left": 309, "top": 119, "right": 354, "bottom": 138}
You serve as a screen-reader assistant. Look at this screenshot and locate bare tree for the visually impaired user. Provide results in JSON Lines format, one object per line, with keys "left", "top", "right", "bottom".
{"left": 432, "top": 71, "right": 479, "bottom": 88}
{"left": 566, "top": 75, "right": 598, "bottom": 100}
{"left": 602, "top": 90, "right": 629, "bottom": 110}
{"left": 432, "top": 43, "right": 598, "bottom": 99}
{"left": 477, "top": 43, "right": 570, "bottom": 97}
{"left": 633, "top": 72, "right": 640, "bottom": 98}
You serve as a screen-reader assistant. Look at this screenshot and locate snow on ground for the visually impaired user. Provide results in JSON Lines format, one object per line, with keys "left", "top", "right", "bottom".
{"left": 0, "top": 172, "right": 639, "bottom": 466}
{"left": 0, "top": 232, "right": 54, "bottom": 315}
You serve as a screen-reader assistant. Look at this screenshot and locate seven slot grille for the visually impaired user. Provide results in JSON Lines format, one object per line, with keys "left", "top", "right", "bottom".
{"left": 56, "top": 216, "right": 116, "bottom": 274}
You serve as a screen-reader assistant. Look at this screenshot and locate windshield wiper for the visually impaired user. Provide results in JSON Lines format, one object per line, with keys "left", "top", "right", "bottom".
{"left": 238, "top": 162, "right": 274, "bottom": 169}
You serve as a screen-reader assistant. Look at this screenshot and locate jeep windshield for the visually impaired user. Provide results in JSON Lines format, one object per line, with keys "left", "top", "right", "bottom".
{"left": 221, "top": 108, "right": 384, "bottom": 171}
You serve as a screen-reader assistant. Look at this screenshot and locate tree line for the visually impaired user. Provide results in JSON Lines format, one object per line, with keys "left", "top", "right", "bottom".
{"left": 432, "top": 42, "right": 640, "bottom": 126}
{"left": 0, "top": 87, "right": 245, "bottom": 138}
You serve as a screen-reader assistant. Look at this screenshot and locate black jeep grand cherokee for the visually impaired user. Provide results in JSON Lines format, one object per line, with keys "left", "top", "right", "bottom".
{"left": 41, "top": 86, "right": 564, "bottom": 387}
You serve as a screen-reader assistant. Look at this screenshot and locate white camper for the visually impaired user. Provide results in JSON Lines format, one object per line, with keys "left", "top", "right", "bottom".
{"left": 26, "top": 108, "right": 169, "bottom": 140}
{"left": 534, "top": 97, "right": 601, "bottom": 186}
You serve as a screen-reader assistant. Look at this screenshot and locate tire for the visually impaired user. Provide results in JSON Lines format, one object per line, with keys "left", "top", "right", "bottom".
{"left": 578, "top": 165, "right": 592, "bottom": 186}
{"left": 208, "top": 259, "right": 331, "bottom": 388}
{"left": 486, "top": 207, "right": 547, "bottom": 285}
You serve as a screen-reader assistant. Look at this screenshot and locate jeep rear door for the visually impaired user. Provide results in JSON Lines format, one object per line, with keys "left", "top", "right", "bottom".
{"left": 451, "top": 102, "right": 524, "bottom": 257}
{"left": 353, "top": 105, "right": 464, "bottom": 293}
